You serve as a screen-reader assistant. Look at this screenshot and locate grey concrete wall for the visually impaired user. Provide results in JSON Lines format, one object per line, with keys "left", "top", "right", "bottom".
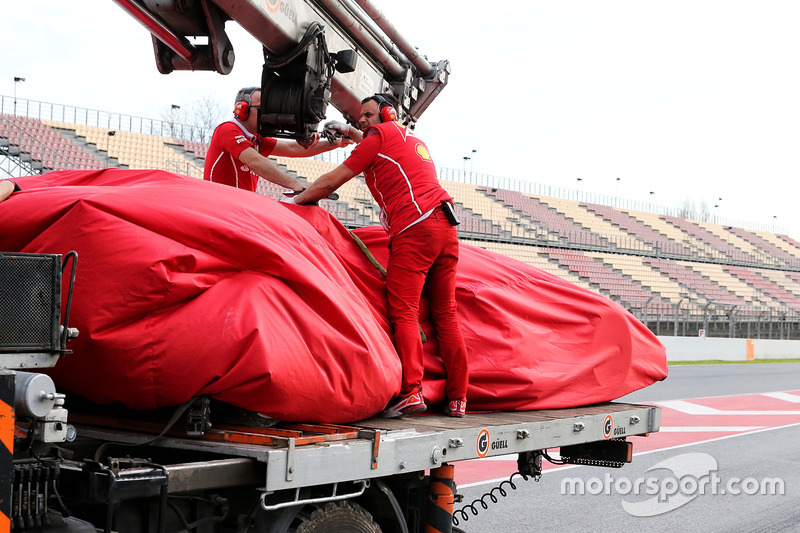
{"left": 657, "top": 336, "right": 800, "bottom": 361}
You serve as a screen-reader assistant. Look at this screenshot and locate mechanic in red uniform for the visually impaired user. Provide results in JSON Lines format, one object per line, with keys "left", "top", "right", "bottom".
{"left": 203, "top": 87, "right": 356, "bottom": 192}
{"left": 294, "top": 95, "right": 469, "bottom": 418}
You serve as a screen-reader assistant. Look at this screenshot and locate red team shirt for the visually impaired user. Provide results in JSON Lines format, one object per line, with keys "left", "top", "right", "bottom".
{"left": 343, "top": 121, "right": 451, "bottom": 239}
{"left": 203, "top": 120, "right": 278, "bottom": 192}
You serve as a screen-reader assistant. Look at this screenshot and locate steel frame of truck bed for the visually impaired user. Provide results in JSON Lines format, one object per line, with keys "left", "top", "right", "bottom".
{"left": 71, "top": 402, "right": 660, "bottom": 493}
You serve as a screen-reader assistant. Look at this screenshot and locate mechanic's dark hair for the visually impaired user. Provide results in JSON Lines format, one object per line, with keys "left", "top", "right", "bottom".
{"left": 235, "top": 87, "right": 259, "bottom": 106}
{"left": 362, "top": 94, "right": 398, "bottom": 123}
{"left": 361, "top": 94, "right": 398, "bottom": 108}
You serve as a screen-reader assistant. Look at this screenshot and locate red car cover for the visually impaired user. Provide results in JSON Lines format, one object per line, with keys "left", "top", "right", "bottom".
{"left": 0, "top": 170, "right": 666, "bottom": 422}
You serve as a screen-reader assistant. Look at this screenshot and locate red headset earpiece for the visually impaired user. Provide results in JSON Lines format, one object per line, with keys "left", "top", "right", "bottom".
{"left": 233, "top": 87, "right": 259, "bottom": 121}
{"left": 233, "top": 100, "right": 250, "bottom": 120}
{"left": 373, "top": 95, "right": 397, "bottom": 123}
{"left": 380, "top": 104, "right": 397, "bottom": 123}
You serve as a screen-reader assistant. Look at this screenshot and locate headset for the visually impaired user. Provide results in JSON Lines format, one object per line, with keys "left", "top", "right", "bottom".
{"left": 370, "top": 94, "right": 398, "bottom": 123}
{"left": 233, "top": 87, "right": 259, "bottom": 121}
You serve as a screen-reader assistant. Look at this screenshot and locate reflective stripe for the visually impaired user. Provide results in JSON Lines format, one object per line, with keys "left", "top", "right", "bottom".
{"left": 0, "top": 396, "right": 13, "bottom": 460}
{"left": 0, "top": 373, "right": 14, "bottom": 525}
{"left": 207, "top": 152, "right": 225, "bottom": 183}
{"left": 375, "top": 152, "right": 423, "bottom": 216}
{"left": 208, "top": 153, "right": 244, "bottom": 189}
{"left": 231, "top": 154, "right": 240, "bottom": 188}
{"left": 396, "top": 206, "right": 436, "bottom": 237}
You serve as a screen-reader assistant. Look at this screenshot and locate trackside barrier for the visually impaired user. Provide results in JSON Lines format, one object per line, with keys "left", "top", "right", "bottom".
{"left": 639, "top": 304, "right": 800, "bottom": 340}
{"left": 658, "top": 336, "right": 800, "bottom": 362}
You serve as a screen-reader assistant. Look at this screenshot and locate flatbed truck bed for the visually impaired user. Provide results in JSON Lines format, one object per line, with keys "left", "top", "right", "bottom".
{"left": 2, "top": 251, "right": 662, "bottom": 531}
{"left": 66, "top": 401, "right": 660, "bottom": 493}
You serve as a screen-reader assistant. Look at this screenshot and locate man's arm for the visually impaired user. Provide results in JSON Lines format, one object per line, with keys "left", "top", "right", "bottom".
{"left": 293, "top": 164, "right": 357, "bottom": 205}
{"left": 0, "top": 180, "right": 17, "bottom": 203}
{"left": 271, "top": 133, "right": 355, "bottom": 157}
{"left": 237, "top": 147, "right": 306, "bottom": 190}
{"left": 345, "top": 125, "right": 363, "bottom": 143}
{"left": 324, "top": 122, "right": 363, "bottom": 144}
{"left": 324, "top": 123, "right": 362, "bottom": 144}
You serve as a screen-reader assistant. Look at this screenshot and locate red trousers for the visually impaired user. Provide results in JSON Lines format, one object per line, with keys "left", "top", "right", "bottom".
{"left": 385, "top": 209, "right": 469, "bottom": 400}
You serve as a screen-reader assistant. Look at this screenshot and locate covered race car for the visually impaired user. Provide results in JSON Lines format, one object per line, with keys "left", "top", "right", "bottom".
{"left": 0, "top": 169, "right": 667, "bottom": 423}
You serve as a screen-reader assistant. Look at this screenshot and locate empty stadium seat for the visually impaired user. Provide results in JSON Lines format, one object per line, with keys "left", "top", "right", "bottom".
{"left": 5, "top": 110, "right": 800, "bottom": 331}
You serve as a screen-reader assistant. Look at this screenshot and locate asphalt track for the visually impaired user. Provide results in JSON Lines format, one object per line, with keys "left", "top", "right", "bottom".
{"left": 452, "top": 363, "right": 800, "bottom": 532}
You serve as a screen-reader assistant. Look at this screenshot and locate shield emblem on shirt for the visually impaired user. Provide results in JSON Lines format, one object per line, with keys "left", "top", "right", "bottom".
{"left": 415, "top": 143, "right": 432, "bottom": 161}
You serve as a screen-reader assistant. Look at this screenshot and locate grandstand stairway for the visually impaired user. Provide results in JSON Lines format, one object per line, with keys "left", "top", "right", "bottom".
{"left": 543, "top": 248, "right": 672, "bottom": 312}
{"left": 0, "top": 124, "right": 38, "bottom": 176}
{"left": 0, "top": 143, "right": 39, "bottom": 177}
{"left": 538, "top": 196, "right": 654, "bottom": 253}
{"left": 728, "top": 227, "right": 800, "bottom": 266}
{"left": 777, "top": 234, "right": 800, "bottom": 255}
{"left": 662, "top": 215, "right": 758, "bottom": 264}
{"left": 166, "top": 142, "right": 204, "bottom": 175}
{"left": 724, "top": 266, "right": 800, "bottom": 310}
{"left": 643, "top": 258, "right": 756, "bottom": 312}
{"left": 163, "top": 142, "right": 202, "bottom": 178}
{"left": 485, "top": 188, "right": 610, "bottom": 249}
{"left": 1, "top": 114, "right": 95, "bottom": 175}
{"left": 586, "top": 252, "right": 701, "bottom": 307}
{"left": 440, "top": 181, "right": 533, "bottom": 243}
{"left": 623, "top": 209, "right": 711, "bottom": 259}
{"left": 452, "top": 201, "right": 511, "bottom": 241}
{"left": 53, "top": 126, "right": 124, "bottom": 169}
{"left": 583, "top": 202, "right": 696, "bottom": 258}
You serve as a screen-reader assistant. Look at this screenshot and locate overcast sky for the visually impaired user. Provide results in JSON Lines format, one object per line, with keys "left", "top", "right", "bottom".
{"left": 4, "top": 1, "right": 800, "bottom": 236}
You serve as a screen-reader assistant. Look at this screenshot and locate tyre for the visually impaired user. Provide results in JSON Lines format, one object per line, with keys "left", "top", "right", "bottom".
{"left": 294, "top": 501, "right": 382, "bottom": 533}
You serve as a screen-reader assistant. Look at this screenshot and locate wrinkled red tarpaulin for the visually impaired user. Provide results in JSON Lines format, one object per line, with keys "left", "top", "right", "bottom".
{"left": 0, "top": 170, "right": 666, "bottom": 422}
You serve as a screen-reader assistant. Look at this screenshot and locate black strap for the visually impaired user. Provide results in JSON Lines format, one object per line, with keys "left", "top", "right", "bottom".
{"left": 92, "top": 397, "right": 200, "bottom": 462}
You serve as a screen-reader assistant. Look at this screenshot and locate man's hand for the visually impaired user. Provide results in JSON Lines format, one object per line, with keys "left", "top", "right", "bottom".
{"left": 0, "top": 180, "right": 17, "bottom": 203}
{"left": 324, "top": 120, "right": 350, "bottom": 137}
{"left": 329, "top": 136, "right": 354, "bottom": 148}
{"left": 283, "top": 189, "right": 339, "bottom": 202}
{"left": 293, "top": 165, "right": 355, "bottom": 205}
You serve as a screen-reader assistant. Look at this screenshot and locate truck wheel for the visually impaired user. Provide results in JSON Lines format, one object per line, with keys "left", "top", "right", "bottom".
{"left": 294, "top": 501, "right": 382, "bottom": 533}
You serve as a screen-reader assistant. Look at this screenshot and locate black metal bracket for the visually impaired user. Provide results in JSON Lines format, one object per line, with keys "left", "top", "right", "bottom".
{"left": 560, "top": 438, "right": 632, "bottom": 468}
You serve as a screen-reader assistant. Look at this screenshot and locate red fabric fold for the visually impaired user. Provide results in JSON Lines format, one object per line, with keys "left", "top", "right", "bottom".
{"left": 0, "top": 170, "right": 666, "bottom": 422}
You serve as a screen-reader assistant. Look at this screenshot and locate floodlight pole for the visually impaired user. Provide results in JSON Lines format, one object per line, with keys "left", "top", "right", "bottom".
{"left": 13, "top": 76, "right": 26, "bottom": 116}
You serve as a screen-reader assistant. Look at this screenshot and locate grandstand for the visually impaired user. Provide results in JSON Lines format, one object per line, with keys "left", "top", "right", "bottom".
{"left": 4, "top": 95, "right": 800, "bottom": 340}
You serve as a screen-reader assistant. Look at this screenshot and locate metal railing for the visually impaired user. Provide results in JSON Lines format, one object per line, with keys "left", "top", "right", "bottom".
{"left": 314, "top": 154, "right": 788, "bottom": 237}
{"left": 1, "top": 91, "right": 794, "bottom": 236}
{"left": 0, "top": 95, "right": 204, "bottom": 142}
{"left": 164, "top": 159, "right": 203, "bottom": 179}
{"left": 330, "top": 181, "right": 800, "bottom": 270}
{"left": 629, "top": 300, "right": 800, "bottom": 340}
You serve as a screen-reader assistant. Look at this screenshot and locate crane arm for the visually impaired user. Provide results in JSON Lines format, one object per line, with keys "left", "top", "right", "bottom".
{"left": 113, "top": 0, "right": 450, "bottom": 141}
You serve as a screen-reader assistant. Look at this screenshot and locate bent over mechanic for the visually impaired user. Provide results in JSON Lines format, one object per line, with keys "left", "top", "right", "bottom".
{"left": 294, "top": 95, "right": 469, "bottom": 419}
{"left": 204, "top": 87, "right": 357, "bottom": 193}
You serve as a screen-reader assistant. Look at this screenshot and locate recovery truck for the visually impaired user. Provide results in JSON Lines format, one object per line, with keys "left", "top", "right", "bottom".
{"left": 1, "top": 1, "right": 662, "bottom": 531}
{"left": 1, "top": 251, "right": 661, "bottom": 532}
